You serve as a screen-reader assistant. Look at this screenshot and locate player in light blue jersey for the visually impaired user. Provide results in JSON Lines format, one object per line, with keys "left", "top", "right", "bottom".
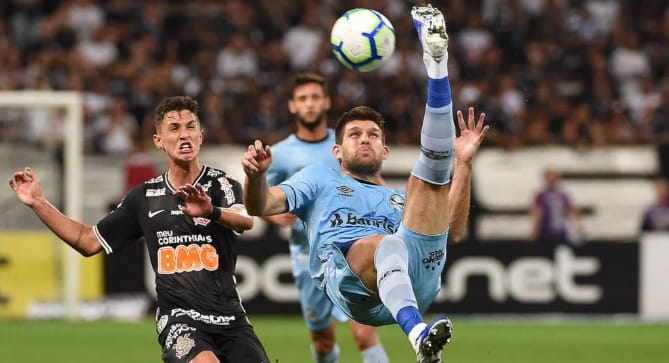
{"left": 243, "top": 4, "right": 489, "bottom": 363}
{"left": 265, "top": 73, "right": 389, "bottom": 363}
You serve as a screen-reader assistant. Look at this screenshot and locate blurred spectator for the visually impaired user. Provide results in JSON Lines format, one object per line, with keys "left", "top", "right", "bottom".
{"left": 640, "top": 178, "right": 669, "bottom": 232}
{"left": 0, "top": 0, "right": 667, "bottom": 149}
{"left": 199, "top": 91, "right": 234, "bottom": 144}
{"left": 530, "top": 168, "right": 585, "bottom": 245}
{"left": 644, "top": 83, "right": 669, "bottom": 179}
{"left": 282, "top": 6, "right": 323, "bottom": 70}
{"left": 215, "top": 33, "right": 258, "bottom": 96}
{"left": 562, "top": 102, "right": 606, "bottom": 148}
{"left": 244, "top": 90, "right": 290, "bottom": 145}
{"left": 93, "top": 96, "right": 137, "bottom": 155}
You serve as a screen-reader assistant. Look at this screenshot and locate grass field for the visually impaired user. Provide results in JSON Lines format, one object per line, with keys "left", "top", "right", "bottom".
{"left": 1, "top": 316, "right": 668, "bottom": 362}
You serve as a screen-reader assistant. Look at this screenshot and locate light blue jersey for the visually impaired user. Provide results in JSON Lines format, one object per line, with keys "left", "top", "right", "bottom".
{"left": 278, "top": 164, "right": 405, "bottom": 286}
{"left": 279, "top": 164, "right": 448, "bottom": 326}
{"left": 266, "top": 130, "right": 339, "bottom": 262}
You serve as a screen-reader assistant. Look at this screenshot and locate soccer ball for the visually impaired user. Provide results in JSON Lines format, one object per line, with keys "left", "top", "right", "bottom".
{"left": 330, "top": 8, "right": 396, "bottom": 72}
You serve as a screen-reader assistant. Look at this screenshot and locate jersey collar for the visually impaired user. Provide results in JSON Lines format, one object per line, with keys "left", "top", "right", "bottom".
{"left": 164, "top": 165, "right": 208, "bottom": 194}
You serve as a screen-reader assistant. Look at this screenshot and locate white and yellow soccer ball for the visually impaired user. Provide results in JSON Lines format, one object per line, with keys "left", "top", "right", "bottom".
{"left": 330, "top": 8, "right": 396, "bottom": 72}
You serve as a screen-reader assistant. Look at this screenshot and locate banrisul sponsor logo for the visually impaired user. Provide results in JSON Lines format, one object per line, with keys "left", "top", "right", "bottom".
{"left": 329, "top": 212, "right": 397, "bottom": 233}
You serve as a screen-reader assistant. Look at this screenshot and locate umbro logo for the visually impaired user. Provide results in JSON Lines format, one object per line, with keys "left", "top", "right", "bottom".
{"left": 148, "top": 210, "right": 165, "bottom": 218}
{"left": 336, "top": 185, "right": 354, "bottom": 197}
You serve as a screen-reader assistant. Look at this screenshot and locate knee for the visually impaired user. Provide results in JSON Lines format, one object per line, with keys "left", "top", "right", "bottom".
{"left": 349, "top": 323, "right": 380, "bottom": 350}
{"left": 311, "top": 327, "right": 336, "bottom": 353}
{"left": 188, "top": 350, "right": 220, "bottom": 363}
{"left": 374, "top": 234, "right": 408, "bottom": 266}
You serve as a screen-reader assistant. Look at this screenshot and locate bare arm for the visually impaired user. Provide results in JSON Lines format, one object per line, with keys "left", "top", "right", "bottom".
{"left": 173, "top": 183, "right": 254, "bottom": 231}
{"left": 448, "top": 160, "right": 472, "bottom": 242}
{"left": 448, "top": 108, "right": 488, "bottom": 243}
{"left": 218, "top": 204, "right": 253, "bottom": 231}
{"left": 263, "top": 213, "right": 298, "bottom": 227}
{"left": 242, "top": 140, "right": 290, "bottom": 216}
{"left": 8, "top": 167, "right": 102, "bottom": 256}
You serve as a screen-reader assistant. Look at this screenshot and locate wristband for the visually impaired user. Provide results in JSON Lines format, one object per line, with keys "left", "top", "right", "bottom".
{"left": 206, "top": 206, "right": 221, "bottom": 221}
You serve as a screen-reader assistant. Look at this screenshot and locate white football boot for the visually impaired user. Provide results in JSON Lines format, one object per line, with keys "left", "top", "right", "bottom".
{"left": 413, "top": 317, "right": 453, "bottom": 363}
{"left": 411, "top": 4, "right": 449, "bottom": 78}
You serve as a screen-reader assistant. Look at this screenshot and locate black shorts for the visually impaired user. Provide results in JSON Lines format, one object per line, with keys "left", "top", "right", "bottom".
{"left": 159, "top": 321, "right": 269, "bottom": 363}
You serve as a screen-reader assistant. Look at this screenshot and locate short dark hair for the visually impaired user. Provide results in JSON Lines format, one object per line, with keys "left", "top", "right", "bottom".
{"left": 334, "top": 105, "right": 386, "bottom": 144}
{"left": 153, "top": 96, "right": 200, "bottom": 133}
{"left": 290, "top": 73, "right": 327, "bottom": 98}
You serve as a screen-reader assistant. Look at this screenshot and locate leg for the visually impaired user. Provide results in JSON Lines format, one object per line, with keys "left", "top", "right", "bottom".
{"left": 347, "top": 320, "right": 389, "bottom": 363}
{"left": 189, "top": 351, "right": 220, "bottom": 363}
{"left": 294, "top": 268, "right": 340, "bottom": 363}
{"left": 160, "top": 322, "right": 220, "bottom": 363}
{"left": 310, "top": 323, "right": 340, "bottom": 363}
{"left": 215, "top": 325, "right": 271, "bottom": 363}
{"left": 390, "top": 4, "right": 454, "bottom": 363}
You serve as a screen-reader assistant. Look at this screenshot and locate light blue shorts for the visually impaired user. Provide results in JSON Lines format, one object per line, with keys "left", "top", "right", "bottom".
{"left": 322, "top": 225, "right": 447, "bottom": 326}
{"left": 291, "top": 246, "right": 348, "bottom": 331}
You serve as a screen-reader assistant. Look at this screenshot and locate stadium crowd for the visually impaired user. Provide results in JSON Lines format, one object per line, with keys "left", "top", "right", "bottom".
{"left": 0, "top": 0, "right": 668, "bottom": 156}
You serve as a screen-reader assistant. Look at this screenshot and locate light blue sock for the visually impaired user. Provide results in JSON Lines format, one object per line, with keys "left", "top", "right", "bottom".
{"left": 411, "top": 103, "right": 455, "bottom": 185}
{"left": 311, "top": 344, "right": 339, "bottom": 363}
{"left": 375, "top": 235, "right": 424, "bottom": 336}
{"left": 361, "top": 344, "right": 390, "bottom": 363}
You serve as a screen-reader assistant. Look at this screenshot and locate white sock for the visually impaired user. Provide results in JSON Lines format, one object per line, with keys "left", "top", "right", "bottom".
{"left": 409, "top": 323, "right": 428, "bottom": 352}
{"left": 311, "top": 344, "right": 339, "bottom": 363}
{"left": 424, "top": 53, "right": 448, "bottom": 79}
{"left": 361, "top": 344, "right": 389, "bottom": 363}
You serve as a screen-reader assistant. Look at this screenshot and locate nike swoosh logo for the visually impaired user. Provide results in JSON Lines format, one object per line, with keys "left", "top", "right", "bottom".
{"left": 148, "top": 210, "right": 164, "bottom": 218}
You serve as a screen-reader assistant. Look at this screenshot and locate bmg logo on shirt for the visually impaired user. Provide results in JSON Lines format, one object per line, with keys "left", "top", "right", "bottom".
{"left": 158, "top": 244, "right": 219, "bottom": 274}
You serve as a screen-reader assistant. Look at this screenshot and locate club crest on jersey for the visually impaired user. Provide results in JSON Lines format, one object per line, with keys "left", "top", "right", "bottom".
{"left": 193, "top": 217, "right": 211, "bottom": 226}
{"left": 174, "top": 333, "right": 195, "bottom": 359}
{"left": 146, "top": 188, "right": 166, "bottom": 197}
{"left": 389, "top": 193, "right": 405, "bottom": 211}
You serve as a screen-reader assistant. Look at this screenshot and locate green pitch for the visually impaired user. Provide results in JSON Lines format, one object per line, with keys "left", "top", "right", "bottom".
{"left": 1, "top": 316, "right": 667, "bottom": 362}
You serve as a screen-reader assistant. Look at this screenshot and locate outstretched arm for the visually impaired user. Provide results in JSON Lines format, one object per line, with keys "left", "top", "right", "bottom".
{"left": 8, "top": 167, "right": 102, "bottom": 256}
{"left": 173, "top": 183, "right": 253, "bottom": 231}
{"left": 448, "top": 107, "right": 489, "bottom": 243}
{"left": 242, "top": 140, "right": 290, "bottom": 216}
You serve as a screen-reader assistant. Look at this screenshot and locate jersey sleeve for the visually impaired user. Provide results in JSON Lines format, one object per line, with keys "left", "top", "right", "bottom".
{"left": 277, "top": 165, "right": 321, "bottom": 219}
{"left": 94, "top": 185, "right": 144, "bottom": 254}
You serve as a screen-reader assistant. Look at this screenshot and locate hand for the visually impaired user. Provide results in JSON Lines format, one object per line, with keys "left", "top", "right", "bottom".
{"left": 8, "top": 167, "right": 44, "bottom": 207}
{"left": 242, "top": 140, "right": 272, "bottom": 178}
{"left": 173, "top": 183, "right": 213, "bottom": 217}
{"left": 455, "top": 107, "right": 489, "bottom": 165}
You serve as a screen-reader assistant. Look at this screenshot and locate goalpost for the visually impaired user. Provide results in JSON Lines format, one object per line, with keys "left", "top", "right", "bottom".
{"left": 0, "top": 91, "right": 83, "bottom": 320}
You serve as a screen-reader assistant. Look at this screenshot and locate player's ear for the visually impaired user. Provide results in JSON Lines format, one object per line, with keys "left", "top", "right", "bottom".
{"left": 288, "top": 99, "right": 297, "bottom": 114}
{"left": 382, "top": 145, "right": 390, "bottom": 160}
{"left": 153, "top": 134, "right": 163, "bottom": 151}
{"left": 332, "top": 144, "right": 342, "bottom": 161}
